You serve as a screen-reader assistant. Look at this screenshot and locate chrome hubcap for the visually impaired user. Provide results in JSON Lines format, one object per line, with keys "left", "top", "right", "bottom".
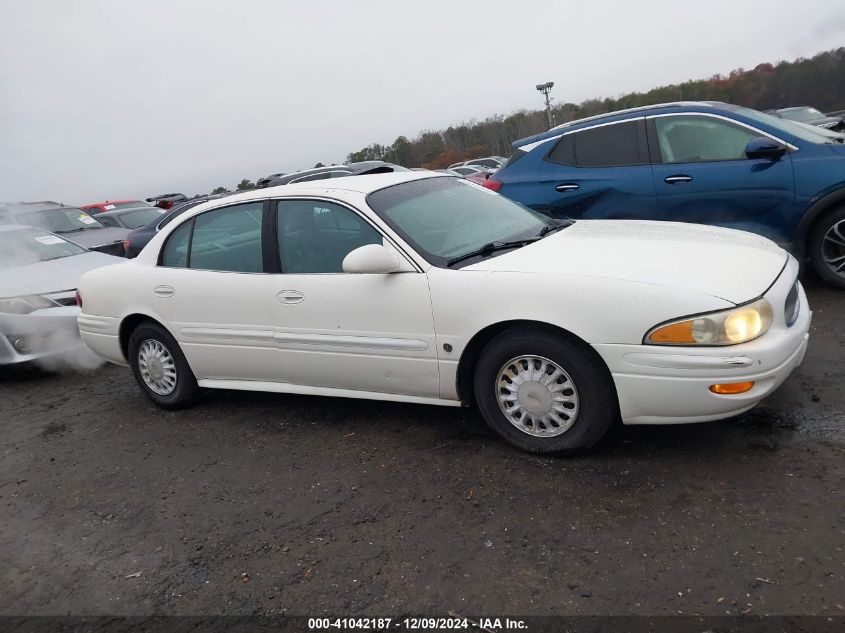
{"left": 496, "top": 355, "right": 579, "bottom": 438}
{"left": 823, "top": 219, "right": 845, "bottom": 278}
{"left": 137, "top": 339, "right": 177, "bottom": 395}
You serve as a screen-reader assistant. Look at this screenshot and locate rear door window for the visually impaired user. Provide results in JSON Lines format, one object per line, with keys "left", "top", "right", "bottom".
{"left": 189, "top": 203, "right": 264, "bottom": 272}
{"left": 547, "top": 120, "right": 645, "bottom": 167}
{"left": 159, "top": 202, "right": 265, "bottom": 272}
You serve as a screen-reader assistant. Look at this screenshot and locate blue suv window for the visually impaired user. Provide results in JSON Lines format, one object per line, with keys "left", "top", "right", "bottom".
{"left": 547, "top": 120, "right": 644, "bottom": 167}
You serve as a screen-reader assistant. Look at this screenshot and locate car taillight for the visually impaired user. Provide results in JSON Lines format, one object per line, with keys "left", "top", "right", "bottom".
{"left": 482, "top": 179, "right": 502, "bottom": 192}
{"left": 75, "top": 290, "right": 82, "bottom": 308}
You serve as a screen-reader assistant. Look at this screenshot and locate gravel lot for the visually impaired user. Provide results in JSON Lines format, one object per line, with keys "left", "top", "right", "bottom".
{"left": 1, "top": 276, "right": 843, "bottom": 617}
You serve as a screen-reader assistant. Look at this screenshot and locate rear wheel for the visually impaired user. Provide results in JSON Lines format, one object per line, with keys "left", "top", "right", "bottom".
{"left": 128, "top": 322, "right": 199, "bottom": 409}
{"left": 473, "top": 328, "right": 617, "bottom": 455}
{"left": 809, "top": 206, "right": 845, "bottom": 289}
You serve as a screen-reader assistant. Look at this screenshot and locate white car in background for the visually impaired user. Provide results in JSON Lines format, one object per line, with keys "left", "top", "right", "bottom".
{"left": 0, "top": 225, "right": 124, "bottom": 368}
{"left": 77, "top": 172, "right": 810, "bottom": 454}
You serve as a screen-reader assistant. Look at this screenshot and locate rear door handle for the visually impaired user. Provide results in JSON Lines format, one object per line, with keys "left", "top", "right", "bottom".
{"left": 555, "top": 183, "right": 580, "bottom": 192}
{"left": 664, "top": 175, "right": 693, "bottom": 184}
{"left": 276, "top": 290, "right": 305, "bottom": 304}
{"left": 153, "top": 285, "right": 174, "bottom": 298}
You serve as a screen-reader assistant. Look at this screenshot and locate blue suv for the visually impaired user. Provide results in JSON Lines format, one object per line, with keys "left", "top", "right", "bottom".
{"left": 487, "top": 101, "right": 845, "bottom": 288}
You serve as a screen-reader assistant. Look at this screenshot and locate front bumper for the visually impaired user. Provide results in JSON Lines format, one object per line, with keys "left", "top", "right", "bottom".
{"left": 0, "top": 306, "right": 88, "bottom": 367}
{"left": 594, "top": 268, "right": 811, "bottom": 425}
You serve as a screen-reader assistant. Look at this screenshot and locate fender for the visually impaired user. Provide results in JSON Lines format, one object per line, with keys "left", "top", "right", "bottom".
{"left": 794, "top": 187, "right": 845, "bottom": 259}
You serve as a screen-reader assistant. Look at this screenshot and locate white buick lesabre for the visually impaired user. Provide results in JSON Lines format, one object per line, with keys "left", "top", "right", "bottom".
{"left": 77, "top": 172, "right": 811, "bottom": 454}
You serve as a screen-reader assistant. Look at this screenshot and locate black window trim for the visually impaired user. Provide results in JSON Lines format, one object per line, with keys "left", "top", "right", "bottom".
{"left": 542, "top": 116, "right": 650, "bottom": 168}
{"left": 645, "top": 111, "right": 798, "bottom": 165}
{"left": 271, "top": 196, "right": 423, "bottom": 275}
{"left": 157, "top": 199, "right": 270, "bottom": 274}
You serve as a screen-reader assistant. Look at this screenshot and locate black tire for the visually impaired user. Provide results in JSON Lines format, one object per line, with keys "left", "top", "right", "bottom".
{"left": 809, "top": 206, "right": 845, "bottom": 289}
{"left": 473, "top": 328, "right": 617, "bottom": 455}
{"left": 128, "top": 321, "right": 199, "bottom": 409}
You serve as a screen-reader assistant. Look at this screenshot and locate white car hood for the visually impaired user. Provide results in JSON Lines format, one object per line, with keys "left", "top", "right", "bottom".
{"left": 466, "top": 220, "right": 788, "bottom": 304}
{"left": 0, "top": 251, "right": 124, "bottom": 298}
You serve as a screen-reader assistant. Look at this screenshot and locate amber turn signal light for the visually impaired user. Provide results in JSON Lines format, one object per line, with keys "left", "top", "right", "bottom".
{"left": 709, "top": 382, "right": 755, "bottom": 395}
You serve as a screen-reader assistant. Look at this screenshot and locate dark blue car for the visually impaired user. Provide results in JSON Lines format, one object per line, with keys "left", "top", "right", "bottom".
{"left": 488, "top": 101, "right": 845, "bottom": 288}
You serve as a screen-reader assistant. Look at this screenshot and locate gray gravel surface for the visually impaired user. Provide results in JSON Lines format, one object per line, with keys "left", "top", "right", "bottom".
{"left": 1, "top": 279, "right": 843, "bottom": 616}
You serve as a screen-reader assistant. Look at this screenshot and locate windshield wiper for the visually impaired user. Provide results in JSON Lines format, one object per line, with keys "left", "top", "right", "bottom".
{"left": 537, "top": 219, "right": 572, "bottom": 237}
{"left": 446, "top": 239, "right": 538, "bottom": 267}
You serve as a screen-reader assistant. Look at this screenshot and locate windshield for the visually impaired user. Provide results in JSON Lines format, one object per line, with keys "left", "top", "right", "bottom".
{"left": 730, "top": 106, "right": 834, "bottom": 144}
{"left": 118, "top": 208, "right": 165, "bottom": 228}
{"left": 0, "top": 228, "right": 86, "bottom": 269}
{"left": 367, "top": 176, "right": 554, "bottom": 267}
{"left": 16, "top": 207, "right": 104, "bottom": 233}
{"left": 780, "top": 107, "right": 824, "bottom": 123}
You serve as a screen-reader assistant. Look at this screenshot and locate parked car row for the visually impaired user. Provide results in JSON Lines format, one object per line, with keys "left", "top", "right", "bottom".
{"left": 0, "top": 100, "right": 833, "bottom": 456}
{"left": 0, "top": 202, "right": 131, "bottom": 257}
{"left": 256, "top": 160, "right": 409, "bottom": 188}
{"left": 766, "top": 106, "right": 845, "bottom": 131}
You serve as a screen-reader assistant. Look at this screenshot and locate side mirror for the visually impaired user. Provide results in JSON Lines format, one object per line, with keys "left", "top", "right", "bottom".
{"left": 342, "top": 244, "right": 403, "bottom": 274}
{"left": 745, "top": 136, "right": 787, "bottom": 160}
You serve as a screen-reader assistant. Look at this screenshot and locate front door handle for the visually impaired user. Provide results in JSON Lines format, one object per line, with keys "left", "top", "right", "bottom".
{"left": 664, "top": 175, "right": 693, "bottom": 184}
{"left": 555, "top": 183, "right": 580, "bottom": 192}
{"left": 276, "top": 290, "right": 304, "bottom": 304}
{"left": 153, "top": 284, "right": 175, "bottom": 298}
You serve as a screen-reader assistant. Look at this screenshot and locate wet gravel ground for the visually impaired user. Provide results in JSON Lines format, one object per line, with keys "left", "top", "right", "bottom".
{"left": 1, "top": 277, "right": 843, "bottom": 617}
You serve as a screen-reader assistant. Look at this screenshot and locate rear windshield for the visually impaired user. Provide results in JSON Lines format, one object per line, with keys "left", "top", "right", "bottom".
{"left": 118, "top": 208, "right": 165, "bottom": 228}
{"left": 0, "top": 228, "right": 86, "bottom": 269}
{"left": 100, "top": 201, "right": 150, "bottom": 211}
{"left": 15, "top": 207, "right": 105, "bottom": 234}
{"left": 779, "top": 108, "right": 824, "bottom": 123}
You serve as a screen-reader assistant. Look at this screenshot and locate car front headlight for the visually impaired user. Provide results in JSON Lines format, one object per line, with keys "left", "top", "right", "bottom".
{"left": 0, "top": 295, "right": 58, "bottom": 315}
{"left": 645, "top": 298, "right": 774, "bottom": 346}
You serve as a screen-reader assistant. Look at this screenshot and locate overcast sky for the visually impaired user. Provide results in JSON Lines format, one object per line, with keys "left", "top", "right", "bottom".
{"left": 1, "top": 0, "right": 844, "bottom": 204}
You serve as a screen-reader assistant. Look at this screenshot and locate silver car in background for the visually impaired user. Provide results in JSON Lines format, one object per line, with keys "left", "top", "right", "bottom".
{"left": 0, "top": 225, "right": 124, "bottom": 368}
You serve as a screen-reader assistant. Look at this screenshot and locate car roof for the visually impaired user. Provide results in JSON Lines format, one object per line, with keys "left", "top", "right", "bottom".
{"left": 0, "top": 201, "right": 65, "bottom": 213}
{"left": 81, "top": 199, "right": 142, "bottom": 206}
{"left": 180, "top": 171, "right": 441, "bottom": 215}
{"left": 96, "top": 206, "right": 158, "bottom": 218}
{"left": 0, "top": 223, "right": 34, "bottom": 233}
{"left": 513, "top": 101, "right": 728, "bottom": 151}
{"left": 0, "top": 203, "right": 82, "bottom": 216}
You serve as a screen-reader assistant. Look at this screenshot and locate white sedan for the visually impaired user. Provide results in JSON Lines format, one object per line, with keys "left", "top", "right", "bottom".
{"left": 77, "top": 172, "right": 811, "bottom": 454}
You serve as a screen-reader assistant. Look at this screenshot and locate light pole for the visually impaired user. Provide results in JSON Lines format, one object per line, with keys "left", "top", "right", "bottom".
{"left": 536, "top": 81, "right": 555, "bottom": 129}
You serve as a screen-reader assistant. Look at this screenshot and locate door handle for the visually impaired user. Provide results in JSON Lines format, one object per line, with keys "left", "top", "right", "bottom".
{"left": 153, "top": 284, "right": 175, "bottom": 298}
{"left": 664, "top": 175, "right": 693, "bottom": 184}
{"left": 276, "top": 290, "right": 304, "bottom": 304}
{"left": 555, "top": 183, "right": 580, "bottom": 192}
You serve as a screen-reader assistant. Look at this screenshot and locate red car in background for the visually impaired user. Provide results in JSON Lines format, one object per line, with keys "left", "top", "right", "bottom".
{"left": 80, "top": 199, "right": 151, "bottom": 215}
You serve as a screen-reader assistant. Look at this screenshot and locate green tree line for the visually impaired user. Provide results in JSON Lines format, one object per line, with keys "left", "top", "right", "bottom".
{"left": 346, "top": 48, "right": 845, "bottom": 169}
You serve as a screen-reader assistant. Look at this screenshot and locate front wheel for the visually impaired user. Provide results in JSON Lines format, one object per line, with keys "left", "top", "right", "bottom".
{"left": 128, "top": 322, "right": 199, "bottom": 409}
{"left": 809, "top": 207, "right": 845, "bottom": 289}
{"left": 473, "top": 329, "right": 617, "bottom": 455}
